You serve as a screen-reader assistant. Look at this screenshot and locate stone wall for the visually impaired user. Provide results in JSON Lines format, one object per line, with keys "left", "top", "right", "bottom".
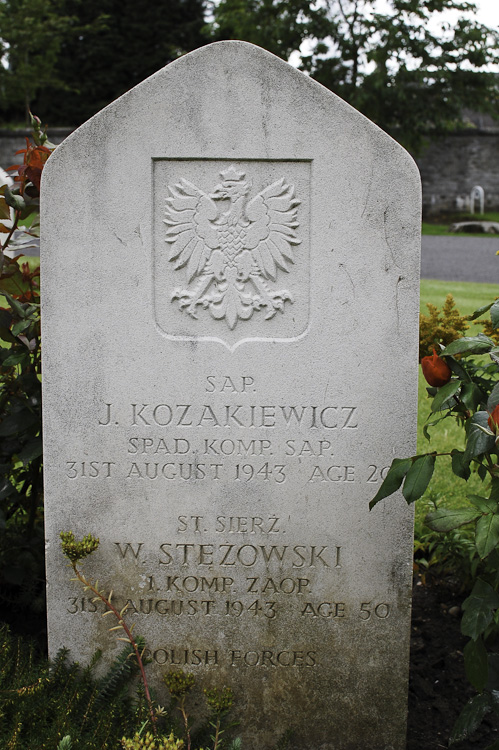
{"left": 416, "top": 129, "right": 499, "bottom": 216}
{"left": 0, "top": 128, "right": 71, "bottom": 170}
{"left": 1, "top": 126, "right": 498, "bottom": 217}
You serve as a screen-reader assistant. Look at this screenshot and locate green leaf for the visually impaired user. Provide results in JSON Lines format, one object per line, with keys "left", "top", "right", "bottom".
{"left": 447, "top": 356, "right": 469, "bottom": 380}
{"left": 425, "top": 507, "right": 480, "bottom": 532}
{"left": 1, "top": 350, "right": 29, "bottom": 367}
{"left": 402, "top": 454, "right": 436, "bottom": 503}
{"left": 11, "top": 319, "right": 31, "bottom": 337}
{"left": 451, "top": 450, "right": 471, "bottom": 480}
{"left": 476, "top": 514, "right": 499, "bottom": 559}
{"left": 0, "top": 329, "right": 16, "bottom": 345}
{"left": 462, "top": 382, "right": 486, "bottom": 412}
{"left": 461, "top": 579, "right": 499, "bottom": 640}
{"left": 1, "top": 291, "right": 26, "bottom": 318}
{"left": 464, "top": 637, "right": 488, "bottom": 691}
{"left": 468, "top": 301, "right": 494, "bottom": 321}
{"left": 369, "top": 457, "right": 412, "bottom": 509}
{"left": 28, "top": 218, "right": 40, "bottom": 238}
{"left": 17, "top": 437, "right": 42, "bottom": 465}
{"left": 468, "top": 494, "right": 499, "bottom": 513}
{"left": 478, "top": 463, "right": 488, "bottom": 481}
{"left": 489, "top": 478, "right": 499, "bottom": 504}
{"left": 4, "top": 185, "right": 25, "bottom": 211}
{"left": 0, "top": 408, "right": 39, "bottom": 437}
{"left": 464, "top": 412, "right": 496, "bottom": 466}
{"left": 430, "top": 379, "right": 461, "bottom": 413}
{"left": 491, "top": 300, "right": 499, "bottom": 330}
{"left": 23, "top": 304, "right": 38, "bottom": 318}
{"left": 443, "top": 336, "right": 495, "bottom": 357}
{"left": 450, "top": 693, "right": 492, "bottom": 744}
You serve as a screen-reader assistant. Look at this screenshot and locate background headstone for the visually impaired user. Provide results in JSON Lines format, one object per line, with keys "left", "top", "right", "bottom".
{"left": 42, "top": 41, "right": 421, "bottom": 750}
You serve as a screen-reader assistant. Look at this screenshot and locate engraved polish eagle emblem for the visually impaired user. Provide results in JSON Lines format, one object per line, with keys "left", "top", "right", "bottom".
{"left": 165, "top": 166, "right": 300, "bottom": 330}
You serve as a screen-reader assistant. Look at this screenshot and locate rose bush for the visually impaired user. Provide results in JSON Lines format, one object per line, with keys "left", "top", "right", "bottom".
{"left": 371, "top": 299, "right": 499, "bottom": 744}
{"left": 0, "top": 115, "right": 55, "bottom": 627}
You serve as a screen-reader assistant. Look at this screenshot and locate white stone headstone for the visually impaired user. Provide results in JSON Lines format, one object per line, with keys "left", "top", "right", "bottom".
{"left": 470, "top": 185, "right": 485, "bottom": 215}
{"left": 42, "top": 41, "right": 420, "bottom": 749}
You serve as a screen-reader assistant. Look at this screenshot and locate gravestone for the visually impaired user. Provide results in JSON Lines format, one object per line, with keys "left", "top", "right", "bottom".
{"left": 470, "top": 185, "right": 485, "bottom": 215}
{"left": 42, "top": 41, "right": 421, "bottom": 750}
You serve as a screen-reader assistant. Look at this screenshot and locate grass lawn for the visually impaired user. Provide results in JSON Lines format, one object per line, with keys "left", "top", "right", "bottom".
{"left": 415, "top": 279, "right": 499, "bottom": 525}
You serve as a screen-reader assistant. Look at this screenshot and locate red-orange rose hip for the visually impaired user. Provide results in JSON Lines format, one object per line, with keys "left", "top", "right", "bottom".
{"left": 421, "top": 348, "right": 452, "bottom": 387}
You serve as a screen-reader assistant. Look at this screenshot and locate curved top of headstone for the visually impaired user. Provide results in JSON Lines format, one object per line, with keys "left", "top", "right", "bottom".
{"left": 43, "top": 41, "right": 420, "bottom": 296}
{"left": 45, "top": 40, "right": 418, "bottom": 177}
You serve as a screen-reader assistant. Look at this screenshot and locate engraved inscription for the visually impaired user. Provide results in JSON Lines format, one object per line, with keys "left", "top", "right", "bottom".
{"left": 70, "top": 384, "right": 366, "bottom": 484}
{"left": 128, "top": 403, "right": 358, "bottom": 429}
{"left": 64, "top": 538, "right": 395, "bottom": 626}
{"left": 165, "top": 166, "right": 300, "bottom": 329}
{"left": 66, "top": 590, "right": 393, "bottom": 624}
{"left": 140, "top": 648, "right": 318, "bottom": 668}
{"left": 157, "top": 543, "right": 332, "bottom": 568}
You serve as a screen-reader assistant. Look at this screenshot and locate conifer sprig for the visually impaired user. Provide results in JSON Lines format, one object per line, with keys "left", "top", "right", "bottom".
{"left": 60, "top": 532, "right": 158, "bottom": 735}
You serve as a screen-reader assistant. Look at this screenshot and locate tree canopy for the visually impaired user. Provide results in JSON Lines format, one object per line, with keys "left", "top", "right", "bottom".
{"left": 0, "top": 0, "right": 74, "bottom": 123}
{"left": 212, "top": 0, "right": 499, "bottom": 151}
{"left": 0, "top": 0, "right": 208, "bottom": 125}
{"left": 0, "top": 0, "right": 497, "bottom": 148}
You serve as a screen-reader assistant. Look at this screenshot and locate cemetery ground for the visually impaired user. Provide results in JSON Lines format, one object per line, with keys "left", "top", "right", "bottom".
{"left": 1, "top": 269, "right": 499, "bottom": 748}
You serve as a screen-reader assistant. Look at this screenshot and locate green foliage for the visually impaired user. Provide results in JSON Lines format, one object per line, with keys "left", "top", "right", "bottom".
{"left": 0, "top": 117, "right": 54, "bottom": 630}
{"left": 121, "top": 731, "right": 184, "bottom": 750}
{"left": 0, "top": 0, "right": 75, "bottom": 122}
{"left": 59, "top": 534, "right": 240, "bottom": 750}
{"left": 60, "top": 530, "right": 100, "bottom": 563}
{"left": 0, "top": 0, "right": 209, "bottom": 126}
{"left": 212, "top": 0, "right": 330, "bottom": 60}
{"left": 203, "top": 687, "right": 233, "bottom": 715}
{"left": 474, "top": 301, "right": 499, "bottom": 347}
{"left": 203, "top": 687, "right": 235, "bottom": 750}
{"left": 415, "top": 283, "right": 499, "bottom": 525}
{"left": 0, "top": 625, "right": 147, "bottom": 748}
{"left": 212, "top": 0, "right": 499, "bottom": 152}
{"left": 163, "top": 670, "right": 238, "bottom": 750}
{"left": 96, "top": 639, "right": 145, "bottom": 711}
{"left": 419, "top": 293, "right": 469, "bottom": 360}
{"left": 164, "top": 670, "right": 196, "bottom": 699}
{"left": 413, "top": 506, "right": 477, "bottom": 588}
{"left": 0, "top": 626, "right": 238, "bottom": 750}
{"left": 59, "top": 533, "right": 160, "bottom": 735}
{"left": 371, "top": 296, "right": 499, "bottom": 742}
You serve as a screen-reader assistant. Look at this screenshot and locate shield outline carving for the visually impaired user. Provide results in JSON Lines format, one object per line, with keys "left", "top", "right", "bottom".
{"left": 152, "top": 157, "right": 311, "bottom": 351}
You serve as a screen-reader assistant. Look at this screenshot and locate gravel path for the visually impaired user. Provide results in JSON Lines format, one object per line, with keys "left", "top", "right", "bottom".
{"left": 422, "top": 235, "right": 499, "bottom": 283}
